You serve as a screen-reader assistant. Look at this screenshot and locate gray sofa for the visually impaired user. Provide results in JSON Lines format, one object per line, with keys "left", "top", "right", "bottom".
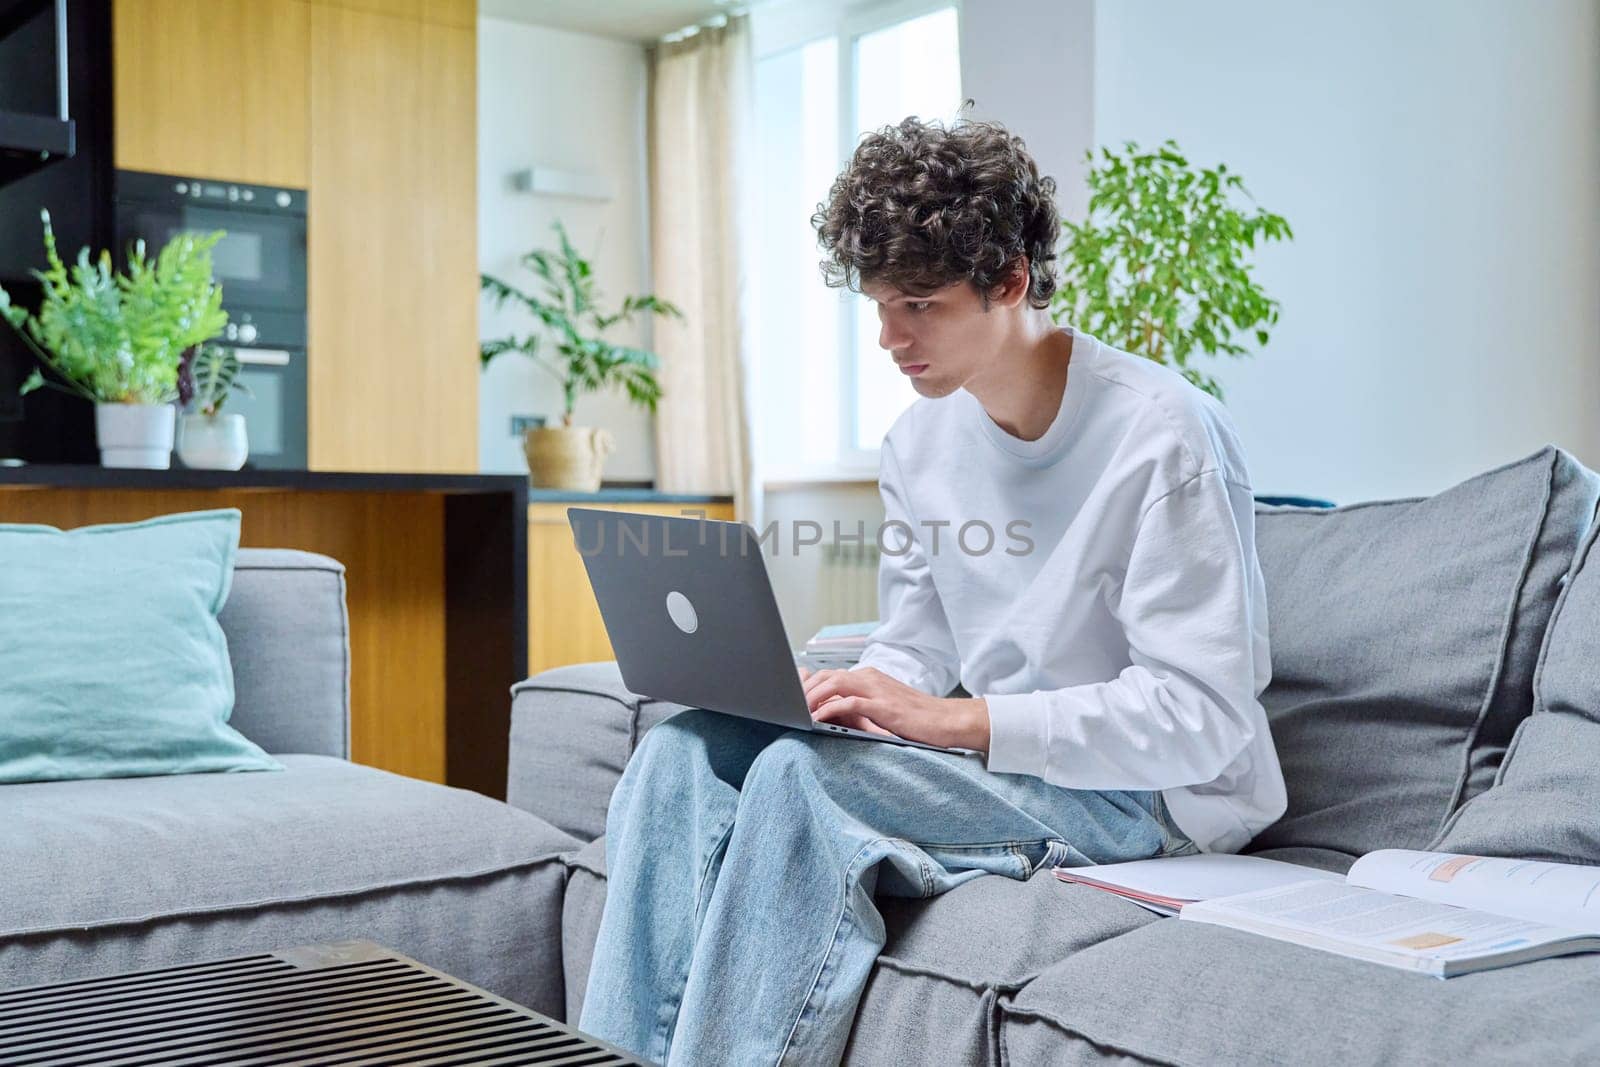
{"left": 0, "top": 548, "right": 578, "bottom": 1018}
{"left": 509, "top": 445, "right": 1600, "bottom": 1064}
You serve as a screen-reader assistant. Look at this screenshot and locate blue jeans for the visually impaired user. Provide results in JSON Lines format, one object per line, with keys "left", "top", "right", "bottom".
{"left": 579, "top": 708, "right": 1194, "bottom": 1066}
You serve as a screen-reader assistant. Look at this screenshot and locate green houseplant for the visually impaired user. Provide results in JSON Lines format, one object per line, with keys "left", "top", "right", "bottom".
{"left": 1052, "top": 141, "right": 1292, "bottom": 400}
{"left": 0, "top": 210, "right": 229, "bottom": 468}
{"left": 480, "top": 221, "right": 680, "bottom": 491}
{"left": 176, "top": 344, "right": 254, "bottom": 471}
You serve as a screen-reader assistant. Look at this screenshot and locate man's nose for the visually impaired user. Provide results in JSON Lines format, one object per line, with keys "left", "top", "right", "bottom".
{"left": 879, "top": 318, "right": 911, "bottom": 352}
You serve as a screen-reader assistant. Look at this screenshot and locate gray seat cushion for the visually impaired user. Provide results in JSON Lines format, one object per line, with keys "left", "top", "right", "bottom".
{"left": 1000, "top": 918, "right": 1600, "bottom": 1066}
{"left": 1248, "top": 446, "right": 1598, "bottom": 858}
{"left": 843, "top": 875, "right": 1160, "bottom": 1065}
{"left": 559, "top": 835, "right": 1159, "bottom": 1065}
{"left": 0, "top": 755, "right": 579, "bottom": 1015}
{"left": 561, "top": 836, "right": 610, "bottom": 1024}
{"left": 510, "top": 662, "right": 689, "bottom": 841}
{"left": 1440, "top": 508, "right": 1600, "bottom": 864}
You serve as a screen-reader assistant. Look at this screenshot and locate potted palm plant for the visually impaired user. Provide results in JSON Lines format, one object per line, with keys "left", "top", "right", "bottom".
{"left": 0, "top": 211, "right": 229, "bottom": 468}
{"left": 176, "top": 344, "right": 253, "bottom": 470}
{"left": 480, "top": 222, "right": 680, "bottom": 491}
{"left": 1052, "top": 141, "right": 1292, "bottom": 400}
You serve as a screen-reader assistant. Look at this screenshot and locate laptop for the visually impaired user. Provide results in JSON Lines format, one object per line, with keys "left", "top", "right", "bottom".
{"left": 567, "top": 507, "right": 979, "bottom": 756}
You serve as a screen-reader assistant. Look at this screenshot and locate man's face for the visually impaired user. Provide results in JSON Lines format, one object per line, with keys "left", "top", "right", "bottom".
{"left": 861, "top": 278, "right": 1007, "bottom": 399}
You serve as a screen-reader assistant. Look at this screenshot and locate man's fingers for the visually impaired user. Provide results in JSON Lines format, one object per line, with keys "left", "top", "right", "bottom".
{"left": 801, "top": 667, "right": 833, "bottom": 695}
{"left": 811, "top": 698, "right": 894, "bottom": 736}
{"left": 803, "top": 669, "right": 871, "bottom": 712}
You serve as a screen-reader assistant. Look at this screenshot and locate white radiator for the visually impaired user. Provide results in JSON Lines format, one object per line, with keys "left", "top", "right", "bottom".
{"left": 819, "top": 541, "right": 880, "bottom": 624}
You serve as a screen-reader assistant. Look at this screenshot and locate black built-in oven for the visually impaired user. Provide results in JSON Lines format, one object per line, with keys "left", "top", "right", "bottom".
{"left": 114, "top": 170, "right": 308, "bottom": 468}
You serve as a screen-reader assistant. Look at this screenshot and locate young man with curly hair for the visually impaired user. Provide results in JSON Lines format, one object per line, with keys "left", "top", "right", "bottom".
{"left": 580, "top": 117, "right": 1286, "bottom": 1066}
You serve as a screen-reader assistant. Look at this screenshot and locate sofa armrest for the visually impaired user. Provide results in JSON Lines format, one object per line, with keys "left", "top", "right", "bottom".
{"left": 507, "top": 662, "right": 689, "bottom": 842}
{"left": 221, "top": 548, "right": 350, "bottom": 758}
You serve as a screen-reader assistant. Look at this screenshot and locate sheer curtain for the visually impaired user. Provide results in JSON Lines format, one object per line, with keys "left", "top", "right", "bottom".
{"left": 648, "top": 15, "right": 763, "bottom": 528}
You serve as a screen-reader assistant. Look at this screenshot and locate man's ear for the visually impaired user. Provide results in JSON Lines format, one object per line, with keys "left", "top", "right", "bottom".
{"left": 986, "top": 257, "right": 1031, "bottom": 309}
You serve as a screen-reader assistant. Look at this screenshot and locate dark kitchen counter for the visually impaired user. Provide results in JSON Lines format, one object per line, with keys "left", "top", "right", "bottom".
{"left": 526, "top": 485, "right": 733, "bottom": 505}
{"left": 0, "top": 462, "right": 524, "bottom": 495}
{"left": 0, "top": 466, "right": 732, "bottom": 507}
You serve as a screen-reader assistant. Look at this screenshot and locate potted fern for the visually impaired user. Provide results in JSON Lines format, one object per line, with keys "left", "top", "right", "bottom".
{"left": 480, "top": 222, "right": 680, "bottom": 491}
{"left": 176, "top": 344, "right": 253, "bottom": 470}
{"left": 1052, "top": 141, "right": 1292, "bottom": 400}
{"left": 0, "top": 211, "right": 229, "bottom": 468}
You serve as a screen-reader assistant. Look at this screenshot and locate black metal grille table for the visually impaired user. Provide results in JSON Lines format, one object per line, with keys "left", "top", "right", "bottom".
{"left": 0, "top": 940, "right": 649, "bottom": 1066}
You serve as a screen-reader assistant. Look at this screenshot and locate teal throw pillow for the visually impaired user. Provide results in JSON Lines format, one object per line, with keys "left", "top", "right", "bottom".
{"left": 0, "top": 507, "right": 282, "bottom": 782}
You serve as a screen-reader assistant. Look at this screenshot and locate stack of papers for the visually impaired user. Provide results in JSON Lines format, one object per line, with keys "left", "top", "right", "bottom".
{"left": 1054, "top": 854, "right": 1341, "bottom": 916}
{"left": 797, "top": 621, "right": 879, "bottom": 670}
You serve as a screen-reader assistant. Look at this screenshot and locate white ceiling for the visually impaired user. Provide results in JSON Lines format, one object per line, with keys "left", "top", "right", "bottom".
{"left": 477, "top": 0, "right": 737, "bottom": 43}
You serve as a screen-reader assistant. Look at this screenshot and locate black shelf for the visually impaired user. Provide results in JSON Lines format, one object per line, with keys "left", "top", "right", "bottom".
{"left": 0, "top": 0, "right": 73, "bottom": 190}
{"left": 0, "top": 0, "right": 52, "bottom": 40}
{"left": 0, "top": 108, "right": 76, "bottom": 187}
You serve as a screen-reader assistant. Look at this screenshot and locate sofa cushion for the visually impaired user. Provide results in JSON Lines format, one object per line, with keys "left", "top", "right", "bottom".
{"left": 561, "top": 835, "right": 610, "bottom": 1025}
{"left": 510, "top": 662, "right": 690, "bottom": 841}
{"left": 1001, "top": 918, "right": 1600, "bottom": 1066}
{"left": 1438, "top": 509, "right": 1600, "bottom": 864}
{"left": 0, "top": 507, "right": 281, "bottom": 783}
{"left": 559, "top": 834, "right": 1159, "bottom": 1065}
{"left": 843, "top": 874, "right": 1161, "bottom": 1065}
{"left": 1248, "top": 447, "right": 1598, "bottom": 858}
{"left": 0, "top": 755, "right": 580, "bottom": 1014}
{"left": 224, "top": 549, "right": 350, "bottom": 758}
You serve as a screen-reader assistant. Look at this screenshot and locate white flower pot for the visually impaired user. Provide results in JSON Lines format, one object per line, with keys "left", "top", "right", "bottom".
{"left": 95, "top": 403, "right": 176, "bottom": 469}
{"left": 177, "top": 412, "right": 249, "bottom": 471}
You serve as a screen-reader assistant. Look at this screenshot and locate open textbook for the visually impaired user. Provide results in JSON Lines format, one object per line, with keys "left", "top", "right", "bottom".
{"left": 1056, "top": 850, "right": 1600, "bottom": 977}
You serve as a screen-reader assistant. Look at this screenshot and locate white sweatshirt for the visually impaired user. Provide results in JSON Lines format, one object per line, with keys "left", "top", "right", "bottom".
{"left": 853, "top": 328, "right": 1286, "bottom": 853}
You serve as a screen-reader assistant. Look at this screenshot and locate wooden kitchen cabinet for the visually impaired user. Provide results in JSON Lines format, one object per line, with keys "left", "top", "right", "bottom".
{"left": 528, "top": 499, "right": 738, "bottom": 675}
{"left": 306, "top": 2, "right": 478, "bottom": 473}
{"left": 113, "top": 0, "right": 311, "bottom": 187}
{"left": 112, "top": 0, "right": 478, "bottom": 475}
{"left": 305, "top": 0, "right": 473, "bottom": 28}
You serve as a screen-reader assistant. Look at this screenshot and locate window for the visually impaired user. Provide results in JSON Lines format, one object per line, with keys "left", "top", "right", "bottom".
{"left": 754, "top": 2, "right": 962, "bottom": 481}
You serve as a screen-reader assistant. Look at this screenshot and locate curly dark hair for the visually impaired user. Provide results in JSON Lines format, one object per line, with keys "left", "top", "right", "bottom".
{"left": 812, "top": 115, "right": 1060, "bottom": 309}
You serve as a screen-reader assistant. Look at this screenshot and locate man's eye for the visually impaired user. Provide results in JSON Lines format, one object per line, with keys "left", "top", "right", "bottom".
{"left": 908, "top": 302, "right": 931, "bottom": 313}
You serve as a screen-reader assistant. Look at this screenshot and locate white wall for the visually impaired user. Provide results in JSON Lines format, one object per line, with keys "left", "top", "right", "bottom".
{"left": 1092, "top": 0, "right": 1600, "bottom": 502}
{"left": 477, "top": 18, "right": 656, "bottom": 479}
{"left": 959, "top": 0, "right": 1096, "bottom": 221}
{"left": 763, "top": 480, "right": 886, "bottom": 640}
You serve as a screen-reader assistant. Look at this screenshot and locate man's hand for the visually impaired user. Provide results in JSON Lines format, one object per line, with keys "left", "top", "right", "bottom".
{"left": 798, "top": 666, "right": 991, "bottom": 754}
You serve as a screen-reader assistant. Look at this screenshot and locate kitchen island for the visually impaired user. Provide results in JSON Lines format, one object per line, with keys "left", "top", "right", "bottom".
{"left": 0, "top": 465, "right": 525, "bottom": 799}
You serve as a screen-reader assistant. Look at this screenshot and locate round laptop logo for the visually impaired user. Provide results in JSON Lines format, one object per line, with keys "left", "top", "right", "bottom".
{"left": 665, "top": 590, "right": 699, "bottom": 634}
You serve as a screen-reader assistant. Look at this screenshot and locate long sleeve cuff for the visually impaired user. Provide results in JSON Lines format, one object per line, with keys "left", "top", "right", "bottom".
{"left": 983, "top": 691, "right": 1049, "bottom": 778}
